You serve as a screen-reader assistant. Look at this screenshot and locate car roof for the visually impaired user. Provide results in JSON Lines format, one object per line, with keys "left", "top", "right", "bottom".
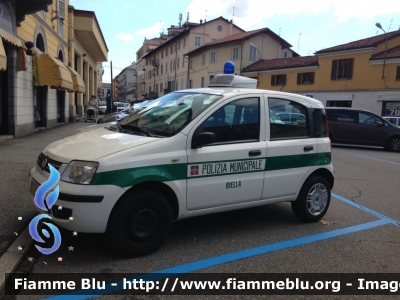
{"left": 173, "top": 88, "right": 324, "bottom": 108}
{"left": 325, "top": 107, "right": 370, "bottom": 112}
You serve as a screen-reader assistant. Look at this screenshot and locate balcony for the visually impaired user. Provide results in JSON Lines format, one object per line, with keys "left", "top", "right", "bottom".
{"left": 73, "top": 10, "right": 108, "bottom": 62}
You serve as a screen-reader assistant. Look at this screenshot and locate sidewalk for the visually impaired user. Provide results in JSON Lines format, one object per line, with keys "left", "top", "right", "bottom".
{"left": 0, "top": 120, "right": 93, "bottom": 288}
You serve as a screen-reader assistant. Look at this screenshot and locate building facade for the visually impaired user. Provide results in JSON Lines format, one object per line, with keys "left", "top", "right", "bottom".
{"left": 185, "top": 28, "right": 296, "bottom": 89}
{"left": 0, "top": 0, "right": 108, "bottom": 138}
{"left": 242, "top": 30, "right": 400, "bottom": 117}
{"left": 142, "top": 17, "right": 245, "bottom": 98}
{"left": 115, "top": 63, "right": 136, "bottom": 102}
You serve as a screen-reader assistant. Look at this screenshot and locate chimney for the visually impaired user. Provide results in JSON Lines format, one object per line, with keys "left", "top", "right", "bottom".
{"left": 200, "top": 20, "right": 203, "bottom": 24}
{"left": 229, "top": 19, "right": 233, "bottom": 35}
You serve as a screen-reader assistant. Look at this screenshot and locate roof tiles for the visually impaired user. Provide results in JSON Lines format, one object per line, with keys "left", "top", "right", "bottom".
{"left": 243, "top": 56, "right": 318, "bottom": 72}
{"left": 371, "top": 45, "right": 400, "bottom": 59}
{"left": 315, "top": 29, "right": 400, "bottom": 54}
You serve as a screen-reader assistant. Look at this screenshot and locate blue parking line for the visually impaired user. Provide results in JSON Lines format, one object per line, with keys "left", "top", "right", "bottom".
{"left": 332, "top": 193, "right": 400, "bottom": 227}
{"left": 45, "top": 219, "right": 389, "bottom": 300}
{"left": 333, "top": 149, "right": 400, "bottom": 165}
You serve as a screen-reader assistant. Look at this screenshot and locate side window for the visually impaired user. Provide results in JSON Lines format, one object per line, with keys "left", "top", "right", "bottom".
{"left": 359, "top": 112, "right": 382, "bottom": 125}
{"left": 200, "top": 98, "right": 260, "bottom": 144}
{"left": 269, "top": 98, "right": 309, "bottom": 140}
{"left": 326, "top": 110, "right": 356, "bottom": 122}
{"left": 313, "top": 109, "right": 328, "bottom": 138}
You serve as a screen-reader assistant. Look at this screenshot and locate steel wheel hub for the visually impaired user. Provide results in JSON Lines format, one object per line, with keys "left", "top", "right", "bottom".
{"left": 127, "top": 207, "right": 159, "bottom": 240}
{"left": 307, "top": 183, "right": 328, "bottom": 216}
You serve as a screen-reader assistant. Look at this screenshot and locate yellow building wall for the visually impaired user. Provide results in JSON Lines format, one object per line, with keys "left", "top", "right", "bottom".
{"left": 252, "top": 35, "right": 400, "bottom": 92}
{"left": 189, "top": 34, "right": 284, "bottom": 88}
{"left": 17, "top": 1, "right": 70, "bottom": 65}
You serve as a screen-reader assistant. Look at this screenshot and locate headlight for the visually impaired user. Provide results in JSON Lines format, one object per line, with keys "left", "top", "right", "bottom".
{"left": 61, "top": 161, "right": 99, "bottom": 184}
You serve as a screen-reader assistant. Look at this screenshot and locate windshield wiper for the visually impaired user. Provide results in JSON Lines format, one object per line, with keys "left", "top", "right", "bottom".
{"left": 120, "top": 124, "right": 153, "bottom": 137}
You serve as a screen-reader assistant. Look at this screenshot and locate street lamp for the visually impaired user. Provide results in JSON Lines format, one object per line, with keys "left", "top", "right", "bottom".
{"left": 376, "top": 22, "right": 388, "bottom": 80}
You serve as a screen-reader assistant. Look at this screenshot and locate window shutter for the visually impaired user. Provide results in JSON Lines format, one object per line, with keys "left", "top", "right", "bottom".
{"left": 309, "top": 72, "right": 315, "bottom": 84}
{"left": 331, "top": 60, "right": 338, "bottom": 80}
{"left": 59, "top": 0, "right": 66, "bottom": 18}
{"left": 346, "top": 58, "right": 354, "bottom": 79}
{"left": 396, "top": 66, "right": 400, "bottom": 80}
{"left": 271, "top": 75, "right": 276, "bottom": 86}
{"left": 282, "top": 75, "right": 287, "bottom": 85}
{"left": 297, "top": 73, "right": 301, "bottom": 85}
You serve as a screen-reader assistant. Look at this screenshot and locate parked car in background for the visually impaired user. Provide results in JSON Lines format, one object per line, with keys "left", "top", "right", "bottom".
{"left": 114, "top": 102, "right": 130, "bottom": 112}
{"left": 270, "top": 110, "right": 285, "bottom": 124}
{"left": 275, "top": 112, "right": 306, "bottom": 126}
{"left": 97, "top": 107, "right": 134, "bottom": 124}
{"left": 326, "top": 107, "right": 400, "bottom": 151}
{"left": 97, "top": 100, "right": 156, "bottom": 124}
{"left": 383, "top": 116, "right": 400, "bottom": 127}
{"left": 98, "top": 100, "right": 107, "bottom": 115}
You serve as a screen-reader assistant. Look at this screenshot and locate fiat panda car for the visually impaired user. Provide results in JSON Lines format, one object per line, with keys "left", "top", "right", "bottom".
{"left": 30, "top": 74, "right": 334, "bottom": 256}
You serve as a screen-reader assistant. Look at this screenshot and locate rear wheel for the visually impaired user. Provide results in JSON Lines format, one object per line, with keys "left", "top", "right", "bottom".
{"left": 106, "top": 190, "right": 173, "bottom": 256}
{"left": 385, "top": 136, "right": 400, "bottom": 152}
{"left": 291, "top": 175, "right": 331, "bottom": 222}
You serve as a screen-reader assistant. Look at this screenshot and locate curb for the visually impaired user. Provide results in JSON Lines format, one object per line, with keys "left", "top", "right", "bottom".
{"left": 0, "top": 135, "right": 14, "bottom": 143}
{"left": 0, "top": 226, "right": 33, "bottom": 290}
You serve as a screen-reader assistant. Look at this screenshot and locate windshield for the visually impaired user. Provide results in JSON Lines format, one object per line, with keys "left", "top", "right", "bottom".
{"left": 99, "top": 101, "right": 106, "bottom": 106}
{"left": 118, "top": 92, "right": 222, "bottom": 137}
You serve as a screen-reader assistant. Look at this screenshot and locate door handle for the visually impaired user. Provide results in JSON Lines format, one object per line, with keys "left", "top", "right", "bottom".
{"left": 304, "top": 146, "right": 313, "bottom": 152}
{"left": 249, "top": 150, "right": 261, "bottom": 156}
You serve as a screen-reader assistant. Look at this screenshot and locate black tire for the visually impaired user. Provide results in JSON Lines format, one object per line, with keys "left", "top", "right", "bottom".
{"left": 385, "top": 136, "right": 400, "bottom": 152}
{"left": 106, "top": 190, "right": 173, "bottom": 256}
{"left": 291, "top": 175, "right": 331, "bottom": 222}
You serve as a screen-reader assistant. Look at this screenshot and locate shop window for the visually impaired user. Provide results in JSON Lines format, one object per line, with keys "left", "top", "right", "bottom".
{"left": 326, "top": 101, "right": 352, "bottom": 107}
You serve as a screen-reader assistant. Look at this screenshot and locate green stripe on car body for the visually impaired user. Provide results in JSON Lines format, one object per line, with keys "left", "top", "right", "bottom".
{"left": 90, "top": 152, "right": 331, "bottom": 187}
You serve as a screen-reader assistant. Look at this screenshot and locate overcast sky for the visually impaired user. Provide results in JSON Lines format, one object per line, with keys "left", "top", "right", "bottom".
{"left": 69, "top": 0, "right": 400, "bottom": 83}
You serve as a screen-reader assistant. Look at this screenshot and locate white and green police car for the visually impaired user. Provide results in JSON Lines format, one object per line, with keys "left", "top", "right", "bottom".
{"left": 30, "top": 74, "right": 334, "bottom": 256}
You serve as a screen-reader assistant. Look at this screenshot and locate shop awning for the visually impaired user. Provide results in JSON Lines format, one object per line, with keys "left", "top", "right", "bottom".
{"left": 37, "top": 53, "right": 73, "bottom": 91}
{"left": 0, "top": 28, "right": 25, "bottom": 48}
{"left": 67, "top": 66, "right": 85, "bottom": 93}
{"left": 0, "top": 38, "right": 6, "bottom": 71}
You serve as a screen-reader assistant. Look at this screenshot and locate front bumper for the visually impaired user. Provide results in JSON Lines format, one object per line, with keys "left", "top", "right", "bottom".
{"left": 30, "top": 164, "right": 127, "bottom": 233}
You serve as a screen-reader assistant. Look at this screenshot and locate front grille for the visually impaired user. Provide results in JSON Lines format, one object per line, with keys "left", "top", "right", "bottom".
{"left": 37, "top": 152, "right": 63, "bottom": 173}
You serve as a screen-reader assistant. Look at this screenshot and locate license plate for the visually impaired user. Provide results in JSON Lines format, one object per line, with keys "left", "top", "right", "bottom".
{"left": 30, "top": 180, "right": 40, "bottom": 196}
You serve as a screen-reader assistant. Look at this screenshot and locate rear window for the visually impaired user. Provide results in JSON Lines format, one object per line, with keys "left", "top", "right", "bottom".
{"left": 313, "top": 109, "right": 328, "bottom": 137}
{"left": 326, "top": 109, "right": 356, "bottom": 123}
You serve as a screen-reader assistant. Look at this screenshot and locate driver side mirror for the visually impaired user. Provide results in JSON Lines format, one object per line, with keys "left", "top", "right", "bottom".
{"left": 376, "top": 121, "right": 384, "bottom": 127}
{"left": 193, "top": 132, "right": 216, "bottom": 148}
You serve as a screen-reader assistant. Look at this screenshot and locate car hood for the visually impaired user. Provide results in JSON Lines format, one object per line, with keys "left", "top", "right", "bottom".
{"left": 44, "top": 126, "right": 160, "bottom": 162}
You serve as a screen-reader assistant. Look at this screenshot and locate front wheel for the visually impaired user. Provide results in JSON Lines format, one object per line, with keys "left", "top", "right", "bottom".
{"left": 385, "top": 136, "right": 400, "bottom": 152}
{"left": 106, "top": 190, "right": 173, "bottom": 256}
{"left": 291, "top": 175, "right": 331, "bottom": 222}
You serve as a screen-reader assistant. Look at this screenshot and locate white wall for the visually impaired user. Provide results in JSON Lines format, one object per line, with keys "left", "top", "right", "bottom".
{"left": 295, "top": 90, "right": 400, "bottom": 116}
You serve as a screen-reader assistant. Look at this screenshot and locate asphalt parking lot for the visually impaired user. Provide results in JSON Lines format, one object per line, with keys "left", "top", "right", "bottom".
{"left": 1, "top": 124, "right": 400, "bottom": 299}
